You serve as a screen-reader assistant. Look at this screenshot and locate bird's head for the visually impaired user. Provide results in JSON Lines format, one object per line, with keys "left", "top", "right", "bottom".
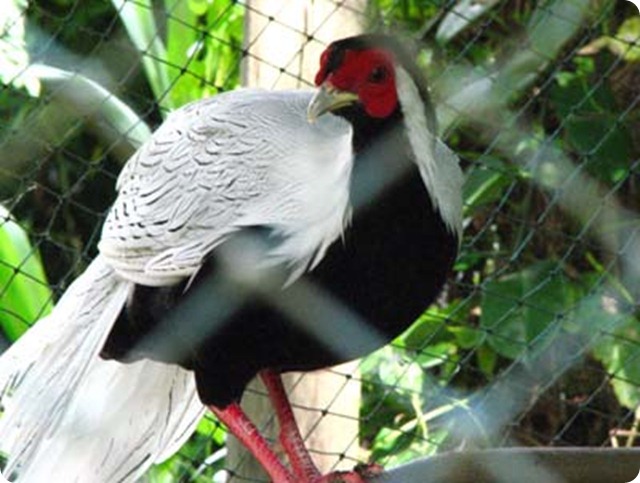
{"left": 307, "top": 34, "right": 462, "bottom": 241}
{"left": 307, "top": 34, "right": 431, "bottom": 126}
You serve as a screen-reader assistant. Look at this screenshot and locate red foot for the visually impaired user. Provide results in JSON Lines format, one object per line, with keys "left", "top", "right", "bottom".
{"left": 313, "top": 463, "right": 384, "bottom": 483}
{"left": 354, "top": 463, "right": 384, "bottom": 479}
{"left": 314, "top": 472, "right": 366, "bottom": 483}
{"left": 208, "top": 403, "right": 295, "bottom": 482}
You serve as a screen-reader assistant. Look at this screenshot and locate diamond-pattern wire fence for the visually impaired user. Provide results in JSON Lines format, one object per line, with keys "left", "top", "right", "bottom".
{"left": 0, "top": 0, "right": 639, "bottom": 481}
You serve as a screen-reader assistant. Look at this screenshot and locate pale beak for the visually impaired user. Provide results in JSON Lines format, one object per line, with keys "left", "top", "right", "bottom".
{"left": 307, "top": 83, "right": 359, "bottom": 123}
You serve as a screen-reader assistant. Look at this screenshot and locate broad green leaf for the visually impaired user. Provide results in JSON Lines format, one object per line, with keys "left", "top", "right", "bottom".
{"left": 111, "top": 0, "right": 174, "bottom": 109}
{"left": 463, "top": 156, "right": 517, "bottom": 213}
{"left": 378, "top": 353, "right": 424, "bottom": 394}
{"left": 382, "top": 427, "right": 448, "bottom": 467}
{"left": 480, "top": 261, "right": 580, "bottom": 360}
{"left": 360, "top": 344, "right": 392, "bottom": 375}
{"left": 582, "top": 17, "right": 640, "bottom": 62}
{"left": 0, "top": 206, "right": 52, "bottom": 341}
{"left": 396, "top": 311, "right": 448, "bottom": 352}
{"left": 163, "top": 0, "right": 202, "bottom": 106}
{"left": 476, "top": 343, "right": 498, "bottom": 377}
{"left": 611, "top": 17, "right": 640, "bottom": 62}
{"left": 205, "top": 3, "right": 243, "bottom": 89}
{"left": 413, "top": 342, "right": 460, "bottom": 381}
{"left": 163, "top": 0, "right": 243, "bottom": 107}
{"left": 588, "top": 297, "right": 640, "bottom": 410}
{"left": 371, "top": 426, "right": 411, "bottom": 457}
{"left": 550, "top": 58, "right": 634, "bottom": 184}
{"left": 448, "top": 325, "right": 483, "bottom": 350}
{"left": 147, "top": 414, "right": 225, "bottom": 481}
{"left": 195, "top": 414, "right": 226, "bottom": 447}
{"left": 398, "top": 299, "right": 471, "bottom": 351}
{"left": 436, "top": 0, "right": 500, "bottom": 44}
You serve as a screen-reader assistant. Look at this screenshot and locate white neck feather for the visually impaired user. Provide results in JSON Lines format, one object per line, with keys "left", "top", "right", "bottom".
{"left": 395, "top": 67, "right": 463, "bottom": 240}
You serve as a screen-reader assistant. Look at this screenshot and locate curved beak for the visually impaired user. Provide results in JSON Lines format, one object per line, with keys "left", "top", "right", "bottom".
{"left": 307, "top": 83, "right": 359, "bottom": 123}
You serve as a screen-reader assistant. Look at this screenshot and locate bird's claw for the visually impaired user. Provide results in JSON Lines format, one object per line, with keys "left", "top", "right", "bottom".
{"left": 313, "top": 463, "right": 384, "bottom": 483}
{"left": 353, "top": 462, "right": 384, "bottom": 479}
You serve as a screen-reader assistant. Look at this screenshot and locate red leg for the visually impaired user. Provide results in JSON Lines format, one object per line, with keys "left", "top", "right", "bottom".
{"left": 260, "top": 370, "right": 322, "bottom": 481}
{"left": 208, "top": 402, "right": 295, "bottom": 483}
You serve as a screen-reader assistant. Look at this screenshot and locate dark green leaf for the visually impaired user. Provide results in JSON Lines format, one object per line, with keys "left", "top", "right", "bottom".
{"left": 480, "top": 261, "right": 580, "bottom": 359}
{"left": 550, "top": 59, "right": 634, "bottom": 184}
{"left": 463, "top": 156, "right": 516, "bottom": 213}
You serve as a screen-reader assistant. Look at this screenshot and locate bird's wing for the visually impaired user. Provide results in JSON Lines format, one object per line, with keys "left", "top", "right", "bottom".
{"left": 99, "top": 89, "right": 353, "bottom": 286}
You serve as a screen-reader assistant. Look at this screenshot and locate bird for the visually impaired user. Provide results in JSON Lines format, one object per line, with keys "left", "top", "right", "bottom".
{"left": 0, "top": 34, "right": 462, "bottom": 483}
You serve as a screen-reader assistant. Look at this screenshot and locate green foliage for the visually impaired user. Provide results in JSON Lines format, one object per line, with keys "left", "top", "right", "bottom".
{"left": 463, "top": 156, "right": 522, "bottom": 213}
{"left": 361, "top": 343, "right": 469, "bottom": 465}
{"left": 0, "top": 1, "right": 51, "bottom": 343}
{"left": 163, "top": 0, "right": 244, "bottom": 106}
{"left": 146, "top": 416, "right": 227, "bottom": 482}
{"left": 586, "top": 17, "right": 640, "bottom": 63}
{"left": 592, "top": 314, "right": 640, "bottom": 410}
{"left": 550, "top": 57, "right": 634, "bottom": 184}
{"left": 480, "top": 261, "right": 580, "bottom": 360}
{"left": 111, "top": 0, "right": 243, "bottom": 110}
{"left": 362, "top": 0, "right": 640, "bottom": 462}
{"left": 368, "top": 0, "right": 444, "bottom": 31}
{"left": 0, "top": 207, "right": 52, "bottom": 341}
{"left": 0, "top": 0, "right": 38, "bottom": 94}
{"left": 112, "top": 0, "right": 175, "bottom": 109}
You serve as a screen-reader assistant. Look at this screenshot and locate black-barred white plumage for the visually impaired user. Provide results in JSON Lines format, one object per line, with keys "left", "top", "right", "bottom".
{"left": 100, "top": 91, "right": 353, "bottom": 286}
{"left": 0, "top": 34, "right": 462, "bottom": 483}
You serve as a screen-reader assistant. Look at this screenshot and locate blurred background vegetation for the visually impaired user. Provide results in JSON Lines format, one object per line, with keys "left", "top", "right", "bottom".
{"left": 0, "top": 0, "right": 638, "bottom": 481}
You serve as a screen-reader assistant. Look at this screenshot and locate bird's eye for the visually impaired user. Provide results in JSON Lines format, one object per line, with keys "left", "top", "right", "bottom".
{"left": 368, "top": 66, "right": 389, "bottom": 83}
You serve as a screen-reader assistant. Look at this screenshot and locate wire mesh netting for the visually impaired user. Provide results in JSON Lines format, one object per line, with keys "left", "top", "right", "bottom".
{"left": 0, "top": 0, "right": 639, "bottom": 482}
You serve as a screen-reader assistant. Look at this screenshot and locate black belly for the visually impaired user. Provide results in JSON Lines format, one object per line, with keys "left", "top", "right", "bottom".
{"left": 100, "top": 172, "right": 457, "bottom": 407}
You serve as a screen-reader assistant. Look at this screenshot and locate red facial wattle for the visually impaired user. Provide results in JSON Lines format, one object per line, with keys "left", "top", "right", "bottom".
{"left": 315, "top": 48, "right": 399, "bottom": 119}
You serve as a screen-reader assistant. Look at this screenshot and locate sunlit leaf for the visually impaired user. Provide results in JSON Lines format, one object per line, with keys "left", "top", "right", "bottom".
{"left": 0, "top": 0, "right": 39, "bottom": 94}
{"left": 589, "top": 297, "right": 640, "bottom": 410}
{"left": 436, "top": 0, "right": 501, "bottom": 44}
{"left": 0, "top": 206, "right": 52, "bottom": 342}
{"left": 580, "top": 17, "right": 640, "bottom": 62}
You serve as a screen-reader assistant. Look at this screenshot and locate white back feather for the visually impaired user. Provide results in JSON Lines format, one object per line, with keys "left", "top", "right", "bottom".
{"left": 99, "top": 89, "right": 353, "bottom": 286}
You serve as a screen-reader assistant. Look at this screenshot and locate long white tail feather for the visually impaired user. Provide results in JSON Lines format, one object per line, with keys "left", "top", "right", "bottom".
{"left": 0, "top": 256, "right": 204, "bottom": 482}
